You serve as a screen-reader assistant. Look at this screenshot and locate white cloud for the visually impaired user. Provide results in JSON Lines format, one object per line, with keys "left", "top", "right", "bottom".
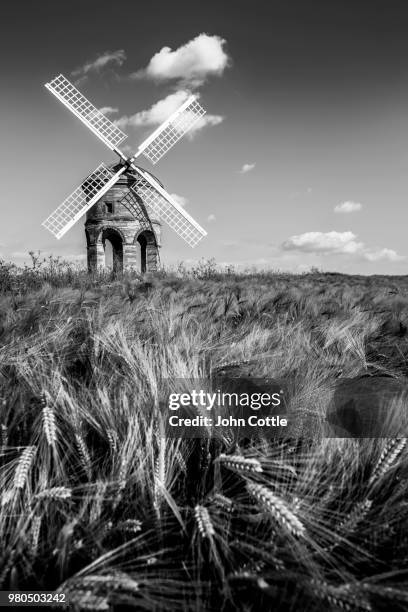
{"left": 132, "top": 34, "right": 230, "bottom": 86}
{"left": 115, "top": 34, "right": 227, "bottom": 146}
{"left": 282, "top": 230, "right": 405, "bottom": 262}
{"left": 239, "top": 163, "right": 255, "bottom": 174}
{"left": 334, "top": 200, "right": 363, "bottom": 214}
{"left": 116, "top": 90, "right": 190, "bottom": 128}
{"left": 72, "top": 50, "right": 126, "bottom": 80}
{"left": 118, "top": 34, "right": 228, "bottom": 140}
{"left": 170, "top": 193, "right": 188, "bottom": 207}
{"left": 115, "top": 90, "right": 224, "bottom": 135}
{"left": 187, "top": 113, "right": 224, "bottom": 136}
{"left": 282, "top": 231, "right": 363, "bottom": 255}
{"left": 99, "top": 106, "right": 119, "bottom": 116}
{"left": 363, "top": 248, "right": 404, "bottom": 262}
{"left": 207, "top": 214, "right": 216, "bottom": 222}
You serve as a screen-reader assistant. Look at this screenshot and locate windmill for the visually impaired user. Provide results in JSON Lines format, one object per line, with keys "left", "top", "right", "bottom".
{"left": 41, "top": 74, "right": 208, "bottom": 263}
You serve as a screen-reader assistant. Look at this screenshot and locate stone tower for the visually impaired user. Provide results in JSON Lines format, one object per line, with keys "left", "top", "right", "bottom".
{"left": 85, "top": 164, "right": 161, "bottom": 274}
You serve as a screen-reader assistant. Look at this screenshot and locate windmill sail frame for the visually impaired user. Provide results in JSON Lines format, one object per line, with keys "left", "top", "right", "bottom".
{"left": 42, "top": 74, "right": 209, "bottom": 248}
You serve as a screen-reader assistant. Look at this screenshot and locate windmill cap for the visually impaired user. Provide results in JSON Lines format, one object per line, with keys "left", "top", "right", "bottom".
{"left": 109, "top": 162, "right": 164, "bottom": 188}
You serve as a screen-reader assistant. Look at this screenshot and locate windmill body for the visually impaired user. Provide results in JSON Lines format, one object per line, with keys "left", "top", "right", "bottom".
{"left": 85, "top": 164, "right": 162, "bottom": 274}
{"left": 42, "top": 74, "right": 209, "bottom": 273}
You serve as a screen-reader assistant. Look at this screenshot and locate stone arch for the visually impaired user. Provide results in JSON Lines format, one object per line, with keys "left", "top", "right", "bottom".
{"left": 134, "top": 229, "right": 158, "bottom": 273}
{"left": 97, "top": 225, "right": 126, "bottom": 244}
{"left": 100, "top": 227, "right": 124, "bottom": 275}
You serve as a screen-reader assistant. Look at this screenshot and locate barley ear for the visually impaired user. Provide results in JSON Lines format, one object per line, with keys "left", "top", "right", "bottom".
{"left": 195, "top": 504, "right": 215, "bottom": 538}
{"left": 13, "top": 446, "right": 36, "bottom": 490}
{"left": 247, "top": 483, "right": 305, "bottom": 538}
{"left": 41, "top": 394, "right": 57, "bottom": 447}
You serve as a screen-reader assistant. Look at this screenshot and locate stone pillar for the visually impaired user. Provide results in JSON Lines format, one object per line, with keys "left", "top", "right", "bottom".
{"left": 87, "top": 243, "right": 105, "bottom": 273}
{"left": 146, "top": 241, "right": 159, "bottom": 271}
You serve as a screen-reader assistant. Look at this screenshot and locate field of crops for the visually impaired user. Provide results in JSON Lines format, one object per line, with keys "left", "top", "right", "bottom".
{"left": 1, "top": 257, "right": 408, "bottom": 610}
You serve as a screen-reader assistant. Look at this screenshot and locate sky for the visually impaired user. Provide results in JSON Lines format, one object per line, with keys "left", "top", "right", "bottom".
{"left": 2, "top": 0, "right": 408, "bottom": 274}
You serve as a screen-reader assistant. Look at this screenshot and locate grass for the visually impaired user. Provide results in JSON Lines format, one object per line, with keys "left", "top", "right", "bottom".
{"left": 0, "top": 255, "right": 408, "bottom": 610}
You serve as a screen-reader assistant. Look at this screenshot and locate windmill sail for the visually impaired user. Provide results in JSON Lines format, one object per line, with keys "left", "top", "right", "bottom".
{"left": 45, "top": 74, "right": 127, "bottom": 151}
{"left": 130, "top": 166, "right": 207, "bottom": 247}
{"left": 43, "top": 73, "right": 209, "bottom": 247}
{"left": 42, "top": 164, "right": 125, "bottom": 239}
{"left": 136, "top": 95, "right": 206, "bottom": 165}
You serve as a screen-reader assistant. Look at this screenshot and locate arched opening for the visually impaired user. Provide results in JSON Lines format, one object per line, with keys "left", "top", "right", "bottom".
{"left": 136, "top": 230, "right": 157, "bottom": 274}
{"left": 138, "top": 233, "right": 147, "bottom": 273}
{"left": 101, "top": 228, "right": 123, "bottom": 275}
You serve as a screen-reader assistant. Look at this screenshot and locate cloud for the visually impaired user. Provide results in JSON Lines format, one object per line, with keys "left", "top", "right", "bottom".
{"left": 363, "top": 248, "right": 404, "bottom": 262}
{"left": 239, "top": 163, "right": 255, "bottom": 174}
{"left": 170, "top": 193, "right": 188, "bottom": 207}
{"left": 282, "top": 230, "right": 404, "bottom": 262}
{"left": 116, "top": 34, "right": 228, "bottom": 143}
{"left": 132, "top": 34, "right": 230, "bottom": 86}
{"left": 334, "top": 200, "right": 363, "bottom": 214}
{"left": 72, "top": 49, "right": 126, "bottom": 81}
{"left": 99, "top": 106, "right": 119, "bottom": 116}
{"left": 282, "top": 231, "right": 363, "bottom": 255}
{"left": 207, "top": 214, "right": 216, "bottom": 222}
{"left": 115, "top": 89, "right": 224, "bottom": 135}
{"left": 116, "top": 90, "right": 190, "bottom": 128}
{"left": 187, "top": 113, "right": 224, "bottom": 135}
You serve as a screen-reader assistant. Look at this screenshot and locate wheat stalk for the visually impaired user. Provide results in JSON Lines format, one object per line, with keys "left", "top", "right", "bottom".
{"left": 13, "top": 446, "right": 36, "bottom": 490}
{"left": 112, "top": 452, "right": 131, "bottom": 509}
{"left": 369, "top": 439, "right": 407, "bottom": 485}
{"left": 361, "top": 583, "right": 408, "bottom": 603}
{"left": 35, "top": 487, "right": 72, "bottom": 501}
{"left": 75, "top": 432, "right": 92, "bottom": 479}
{"left": 233, "top": 559, "right": 266, "bottom": 577}
{"left": 89, "top": 480, "right": 107, "bottom": 523}
{"left": 106, "top": 428, "right": 117, "bottom": 454}
{"left": 154, "top": 436, "right": 166, "bottom": 515}
{"left": 77, "top": 573, "right": 140, "bottom": 590}
{"left": 311, "top": 580, "right": 372, "bottom": 611}
{"left": 218, "top": 453, "right": 263, "bottom": 473}
{"left": 337, "top": 499, "right": 372, "bottom": 536}
{"left": 175, "top": 449, "right": 187, "bottom": 473}
{"left": 195, "top": 505, "right": 215, "bottom": 538}
{"left": 117, "top": 519, "right": 142, "bottom": 534}
{"left": 30, "top": 514, "right": 42, "bottom": 558}
{"left": 118, "top": 452, "right": 130, "bottom": 491}
{"left": 41, "top": 396, "right": 57, "bottom": 447}
{"left": 247, "top": 483, "right": 305, "bottom": 538}
{"left": 212, "top": 493, "right": 234, "bottom": 512}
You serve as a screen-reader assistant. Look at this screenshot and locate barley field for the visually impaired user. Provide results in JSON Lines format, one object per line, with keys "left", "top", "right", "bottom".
{"left": 1, "top": 255, "right": 408, "bottom": 610}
